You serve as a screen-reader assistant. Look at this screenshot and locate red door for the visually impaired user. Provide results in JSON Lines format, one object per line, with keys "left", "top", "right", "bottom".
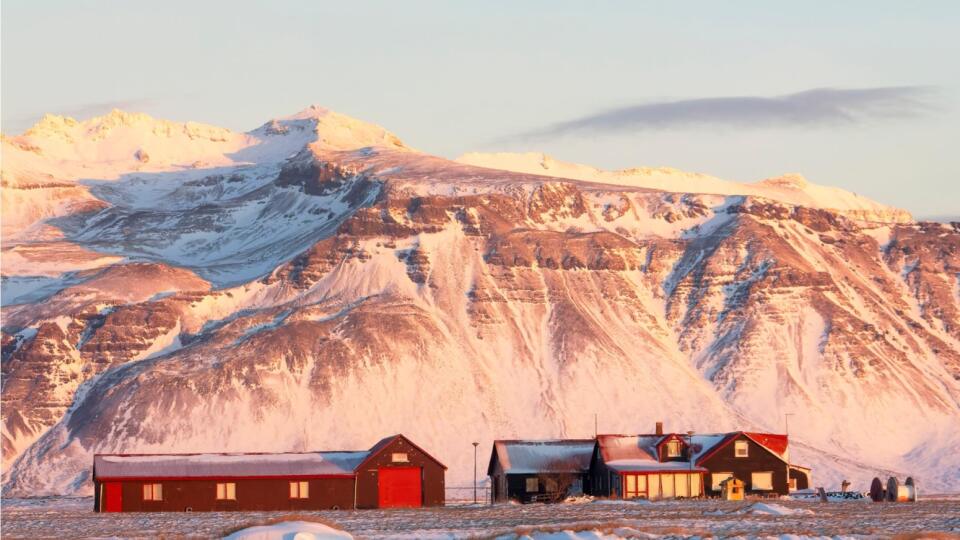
{"left": 104, "top": 482, "right": 122, "bottom": 512}
{"left": 378, "top": 467, "right": 422, "bottom": 508}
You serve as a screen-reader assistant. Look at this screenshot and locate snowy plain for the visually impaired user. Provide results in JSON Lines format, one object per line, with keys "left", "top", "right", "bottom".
{"left": 2, "top": 496, "right": 959, "bottom": 539}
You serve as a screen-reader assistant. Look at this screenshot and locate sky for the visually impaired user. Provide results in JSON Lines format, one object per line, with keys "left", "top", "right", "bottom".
{"left": 3, "top": 1, "right": 959, "bottom": 219}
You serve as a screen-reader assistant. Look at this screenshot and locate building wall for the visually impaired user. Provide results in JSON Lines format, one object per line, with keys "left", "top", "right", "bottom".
{"left": 354, "top": 436, "right": 445, "bottom": 508}
{"left": 95, "top": 476, "right": 357, "bottom": 512}
{"left": 497, "top": 473, "right": 587, "bottom": 503}
{"left": 699, "top": 434, "right": 789, "bottom": 496}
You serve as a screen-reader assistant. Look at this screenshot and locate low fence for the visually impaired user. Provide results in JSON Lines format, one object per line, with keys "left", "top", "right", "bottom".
{"left": 445, "top": 485, "right": 492, "bottom": 505}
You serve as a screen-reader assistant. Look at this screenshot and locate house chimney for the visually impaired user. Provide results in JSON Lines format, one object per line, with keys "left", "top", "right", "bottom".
{"left": 655, "top": 422, "right": 663, "bottom": 435}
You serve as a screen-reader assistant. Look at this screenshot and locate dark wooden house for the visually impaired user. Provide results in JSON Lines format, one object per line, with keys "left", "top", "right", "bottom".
{"left": 487, "top": 439, "right": 594, "bottom": 503}
{"left": 92, "top": 434, "right": 446, "bottom": 512}
{"left": 695, "top": 431, "right": 794, "bottom": 497}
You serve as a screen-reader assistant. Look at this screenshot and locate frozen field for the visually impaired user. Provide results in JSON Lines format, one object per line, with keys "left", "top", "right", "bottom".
{"left": 2, "top": 496, "right": 959, "bottom": 539}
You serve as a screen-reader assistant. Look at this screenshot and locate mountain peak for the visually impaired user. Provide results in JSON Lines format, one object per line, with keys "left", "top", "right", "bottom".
{"left": 256, "top": 105, "right": 408, "bottom": 152}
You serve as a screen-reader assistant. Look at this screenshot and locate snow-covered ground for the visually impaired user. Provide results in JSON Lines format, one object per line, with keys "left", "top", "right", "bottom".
{"left": 2, "top": 496, "right": 958, "bottom": 539}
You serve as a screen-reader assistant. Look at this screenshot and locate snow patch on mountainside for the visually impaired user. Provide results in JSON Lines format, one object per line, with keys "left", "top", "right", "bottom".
{"left": 456, "top": 152, "right": 912, "bottom": 223}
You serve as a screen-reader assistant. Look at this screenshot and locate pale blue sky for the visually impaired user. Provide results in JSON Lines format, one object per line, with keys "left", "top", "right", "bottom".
{"left": 3, "top": 1, "right": 958, "bottom": 218}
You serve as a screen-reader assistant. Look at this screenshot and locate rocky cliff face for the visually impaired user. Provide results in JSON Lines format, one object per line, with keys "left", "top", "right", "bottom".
{"left": 2, "top": 108, "right": 959, "bottom": 495}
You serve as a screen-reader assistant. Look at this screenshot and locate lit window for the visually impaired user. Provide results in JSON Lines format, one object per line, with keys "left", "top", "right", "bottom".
{"left": 544, "top": 478, "right": 559, "bottom": 492}
{"left": 289, "top": 480, "right": 310, "bottom": 499}
{"left": 735, "top": 440, "right": 749, "bottom": 457}
{"left": 391, "top": 453, "right": 409, "bottom": 463}
{"left": 666, "top": 440, "right": 682, "bottom": 458}
{"left": 216, "top": 482, "right": 236, "bottom": 500}
{"left": 525, "top": 477, "right": 539, "bottom": 493}
{"left": 711, "top": 473, "right": 733, "bottom": 491}
{"left": 752, "top": 472, "right": 773, "bottom": 490}
{"left": 142, "top": 483, "right": 163, "bottom": 501}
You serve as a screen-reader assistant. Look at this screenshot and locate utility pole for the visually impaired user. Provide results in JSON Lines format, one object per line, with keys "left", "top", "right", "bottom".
{"left": 472, "top": 442, "right": 479, "bottom": 504}
{"left": 687, "top": 430, "right": 695, "bottom": 498}
{"left": 594, "top": 413, "right": 598, "bottom": 438}
{"left": 784, "top": 413, "right": 794, "bottom": 493}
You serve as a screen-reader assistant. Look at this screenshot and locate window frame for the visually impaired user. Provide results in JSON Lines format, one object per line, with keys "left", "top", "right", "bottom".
{"left": 734, "top": 440, "right": 749, "bottom": 458}
{"left": 216, "top": 482, "right": 237, "bottom": 500}
{"left": 711, "top": 472, "right": 734, "bottom": 491}
{"left": 666, "top": 440, "right": 683, "bottom": 458}
{"left": 289, "top": 480, "right": 310, "bottom": 499}
{"left": 751, "top": 471, "right": 774, "bottom": 491}
{"left": 525, "top": 477, "right": 539, "bottom": 493}
{"left": 142, "top": 483, "right": 163, "bottom": 501}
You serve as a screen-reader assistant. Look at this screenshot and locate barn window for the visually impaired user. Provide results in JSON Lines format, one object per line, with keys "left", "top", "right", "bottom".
{"left": 735, "top": 440, "right": 749, "bottom": 457}
{"left": 666, "top": 440, "right": 682, "bottom": 458}
{"left": 391, "top": 453, "right": 409, "bottom": 463}
{"left": 289, "top": 480, "right": 310, "bottom": 499}
{"left": 525, "top": 477, "right": 539, "bottom": 493}
{"left": 142, "top": 483, "right": 163, "bottom": 501}
{"left": 751, "top": 471, "right": 773, "bottom": 490}
{"left": 711, "top": 472, "right": 733, "bottom": 491}
{"left": 216, "top": 482, "right": 236, "bottom": 500}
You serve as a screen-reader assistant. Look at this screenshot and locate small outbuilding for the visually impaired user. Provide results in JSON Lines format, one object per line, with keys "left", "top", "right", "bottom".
{"left": 93, "top": 434, "right": 445, "bottom": 512}
{"left": 719, "top": 476, "right": 745, "bottom": 500}
{"left": 487, "top": 439, "right": 594, "bottom": 503}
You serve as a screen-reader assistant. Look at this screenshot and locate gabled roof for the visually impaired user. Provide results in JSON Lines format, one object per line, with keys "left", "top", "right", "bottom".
{"left": 355, "top": 434, "right": 448, "bottom": 471}
{"left": 93, "top": 433, "right": 448, "bottom": 480}
{"left": 489, "top": 439, "right": 594, "bottom": 475}
{"left": 93, "top": 451, "right": 367, "bottom": 480}
{"left": 694, "top": 431, "right": 789, "bottom": 465}
{"left": 595, "top": 434, "right": 708, "bottom": 473}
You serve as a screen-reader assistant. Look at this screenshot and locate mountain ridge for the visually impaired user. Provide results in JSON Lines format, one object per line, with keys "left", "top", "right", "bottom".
{"left": 2, "top": 106, "right": 958, "bottom": 496}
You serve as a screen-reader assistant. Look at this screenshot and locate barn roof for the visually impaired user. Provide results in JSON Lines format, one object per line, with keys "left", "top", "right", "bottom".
{"left": 355, "top": 434, "right": 448, "bottom": 470}
{"left": 490, "top": 439, "right": 594, "bottom": 474}
{"left": 93, "top": 451, "right": 368, "bottom": 479}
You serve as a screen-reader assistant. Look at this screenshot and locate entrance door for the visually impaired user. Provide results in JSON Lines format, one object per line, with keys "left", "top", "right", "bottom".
{"left": 104, "top": 482, "right": 122, "bottom": 512}
{"left": 378, "top": 467, "right": 422, "bottom": 508}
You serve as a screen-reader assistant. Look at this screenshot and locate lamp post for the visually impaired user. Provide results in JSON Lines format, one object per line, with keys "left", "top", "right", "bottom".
{"left": 472, "top": 442, "right": 479, "bottom": 504}
{"left": 784, "top": 413, "right": 794, "bottom": 493}
{"left": 687, "top": 430, "right": 695, "bottom": 498}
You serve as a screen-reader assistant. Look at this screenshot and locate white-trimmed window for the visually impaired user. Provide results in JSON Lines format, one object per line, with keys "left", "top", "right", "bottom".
{"left": 525, "top": 477, "right": 539, "bottom": 493}
{"left": 143, "top": 483, "right": 163, "bottom": 501}
{"left": 711, "top": 472, "right": 733, "bottom": 491}
{"left": 391, "top": 452, "right": 409, "bottom": 463}
{"left": 735, "top": 440, "right": 749, "bottom": 457}
{"left": 289, "top": 480, "right": 309, "bottom": 499}
{"left": 216, "top": 482, "right": 236, "bottom": 500}
{"left": 751, "top": 471, "right": 774, "bottom": 490}
{"left": 666, "top": 440, "right": 682, "bottom": 458}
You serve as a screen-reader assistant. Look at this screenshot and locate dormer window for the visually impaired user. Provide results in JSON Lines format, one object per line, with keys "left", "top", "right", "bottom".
{"left": 735, "top": 440, "right": 749, "bottom": 457}
{"left": 666, "top": 440, "right": 683, "bottom": 458}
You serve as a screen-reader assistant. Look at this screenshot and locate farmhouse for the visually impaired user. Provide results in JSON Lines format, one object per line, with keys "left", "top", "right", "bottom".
{"left": 92, "top": 434, "right": 446, "bottom": 512}
{"left": 589, "top": 434, "right": 708, "bottom": 499}
{"left": 487, "top": 439, "right": 594, "bottom": 503}
{"left": 590, "top": 425, "right": 810, "bottom": 500}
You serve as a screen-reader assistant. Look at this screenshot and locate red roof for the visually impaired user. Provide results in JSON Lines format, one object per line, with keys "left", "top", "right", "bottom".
{"left": 744, "top": 432, "right": 788, "bottom": 458}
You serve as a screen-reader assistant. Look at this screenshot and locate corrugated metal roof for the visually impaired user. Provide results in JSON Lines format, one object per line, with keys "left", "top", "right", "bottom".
{"left": 493, "top": 439, "right": 594, "bottom": 474}
{"left": 93, "top": 451, "right": 368, "bottom": 479}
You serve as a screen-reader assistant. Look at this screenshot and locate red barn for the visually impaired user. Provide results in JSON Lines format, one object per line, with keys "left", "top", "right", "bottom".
{"left": 92, "top": 434, "right": 445, "bottom": 512}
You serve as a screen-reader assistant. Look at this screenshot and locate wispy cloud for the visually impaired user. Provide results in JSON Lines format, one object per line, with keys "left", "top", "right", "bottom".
{"left": 522, "top": 87, "right": 936, "bottom": 139}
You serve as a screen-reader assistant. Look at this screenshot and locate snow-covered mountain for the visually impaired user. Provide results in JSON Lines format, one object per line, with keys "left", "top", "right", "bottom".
{"left": 2, "top": 107, "right": 958, "bottom": 496}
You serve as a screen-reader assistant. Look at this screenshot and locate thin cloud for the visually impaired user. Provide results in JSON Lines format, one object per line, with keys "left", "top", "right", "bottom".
{"left": 523, "top": 87, "right": 936, "bottom": 139}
